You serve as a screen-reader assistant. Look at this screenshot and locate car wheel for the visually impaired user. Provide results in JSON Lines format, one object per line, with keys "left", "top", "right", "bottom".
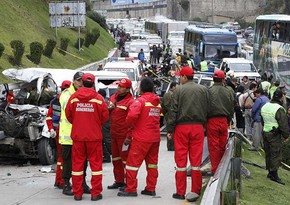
{"left": 37, "top": 137, "right": 55, "bottom": 165}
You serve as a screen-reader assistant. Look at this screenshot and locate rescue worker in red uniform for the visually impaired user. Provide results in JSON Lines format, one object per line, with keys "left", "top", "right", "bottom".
{"left": 65, "top": 73, "right": 109, "bottom": 201}
{"left": 207, "top": 70, "right": 234, "bottom": 174}
{"left": 118, "top": 78, "right": 161, "bottom": 197}
{"left": 46, "top": 80, "right": 71, "bottom": 189}
{"left": 166, "top": 66, "right": 209, "bottom": 202}
{"left": 107, "top": 78, "right": 134, "bottom": 190}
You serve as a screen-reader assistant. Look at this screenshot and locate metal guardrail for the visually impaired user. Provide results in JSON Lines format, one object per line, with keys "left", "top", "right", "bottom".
{"left": 78, "top": 48, "right": 119, "bottom": 71}
{"left": 200, "top": 129, "right": 243, "bottom": 205}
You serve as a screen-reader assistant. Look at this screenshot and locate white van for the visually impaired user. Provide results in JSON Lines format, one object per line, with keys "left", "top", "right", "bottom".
{"left": 104, "top": 58, "right": 143, "bottom": 96}
{"left": 219, "top": 58, "right": 260, "bottom": 82}
{"left": 128, "top": 40, "right": 150, "bottom": 62}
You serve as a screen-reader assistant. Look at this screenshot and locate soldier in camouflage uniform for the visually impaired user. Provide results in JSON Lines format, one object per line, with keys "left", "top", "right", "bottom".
{"left": 261, "top": 90, "right": 289, "bottom": 185}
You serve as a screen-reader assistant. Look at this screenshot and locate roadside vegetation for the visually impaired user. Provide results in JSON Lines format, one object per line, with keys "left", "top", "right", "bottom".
{"left": 240, "top": 144, "right": 290, "bottom": 205}
{"left": 0, "top": 0, "right": 115, "bottom": 83}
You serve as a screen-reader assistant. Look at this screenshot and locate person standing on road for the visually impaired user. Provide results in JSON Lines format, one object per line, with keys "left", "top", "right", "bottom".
{"left": 118, "top": 78, "right": 161, "bottom": 197}
{"left": 46, "top": 80, "right": 71, "bottom": 189}
{"left": 65, "top": 73, "right": 109, "bottom": 201}
{"left": 166, "top": 66, "right": 209, "bottom": 202}
{"left": 107, "top": 78, "right": 134, "bottom": 190}
{"left": 241, "top": 83, "right": 257, "bottom": 139}
{"left": 249, "top": 88, "right": 269, "bottom": 151}
{"left": 161, "top": 81, "right": 178, "bottom": 151}
{"left": 261, "top": 90, "right": 289, "bottom": 185}
{"left": 207, "top": 70, "right": 235, "bottom": 174}
{"left": 59, "top": 71, "right": 91, "bottom": 196}
{"left": 138, "top": 49, "right": 145, "bottom": 63}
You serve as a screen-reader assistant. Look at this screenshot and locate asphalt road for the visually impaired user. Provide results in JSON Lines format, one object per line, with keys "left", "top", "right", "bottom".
{"left": 0, "top": 137, "right": 209, "bottom": 205}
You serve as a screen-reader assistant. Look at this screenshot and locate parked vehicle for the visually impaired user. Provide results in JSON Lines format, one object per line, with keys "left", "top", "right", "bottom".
{"left": 219, "top": 58, "right": 260, "bottom": 82}
{"left": 242, "top": 26, "right": 254, "bottom": 38}
{"left": 104, "top": 57, "right": 143, "bottom": 96}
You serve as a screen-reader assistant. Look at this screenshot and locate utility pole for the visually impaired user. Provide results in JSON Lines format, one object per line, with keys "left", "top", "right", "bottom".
{"left": 212, "top": 0, "right": 214, "bottom": 23}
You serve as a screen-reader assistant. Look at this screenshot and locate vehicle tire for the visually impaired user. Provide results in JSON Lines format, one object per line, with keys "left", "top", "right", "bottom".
{"left": 37, "top": 137, "right": 55, "bottom": 165}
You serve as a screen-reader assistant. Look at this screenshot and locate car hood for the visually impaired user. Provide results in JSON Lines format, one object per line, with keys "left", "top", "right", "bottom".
{"left": 3, "top": 68, "right": 52, "bottom": 83}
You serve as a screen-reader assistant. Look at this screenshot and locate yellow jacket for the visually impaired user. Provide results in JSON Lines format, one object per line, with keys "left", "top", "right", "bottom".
{"left": 59, "top": 84, "right": 76, "bottom": 145}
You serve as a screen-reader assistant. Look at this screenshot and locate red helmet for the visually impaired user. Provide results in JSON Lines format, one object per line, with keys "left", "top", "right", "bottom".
{"left": 61, "top": 80, "right": 71, "bottom": 89}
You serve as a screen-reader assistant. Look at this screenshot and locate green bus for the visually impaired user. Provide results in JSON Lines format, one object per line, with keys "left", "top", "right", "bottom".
{"left": 253, "top": 14, "right": 290, "bottom": 96}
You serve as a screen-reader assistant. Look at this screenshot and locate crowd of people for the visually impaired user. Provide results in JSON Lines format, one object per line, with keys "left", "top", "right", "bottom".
{"left": 42, "top": 62, "right": 289, "bottom": 203}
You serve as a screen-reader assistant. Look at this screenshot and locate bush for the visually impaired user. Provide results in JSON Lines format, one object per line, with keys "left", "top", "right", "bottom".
{"left": 74, "top": 38, "right": 84, "bottom": 49}
{"left": 43, "top": 39, "right": 57, "bottom": 58}
{"left": 0, "top": 43, "right": 4, "bottom": 57}
{"left": 59, "top": 38, "right": 70, "bottom": 55}
{"left": 84, "top": 32, "right": 94, "bottom": 48}
{"left": 10, "top": 40, "right": 25, "bottom": 66}
{"left": 87, "top": 10, "right": 108, "bottom": 31}
{"left": 91, "top": 28, "right": 100, "bottom": 45}
{"left": 28, "top": 42, "right": 43, "bottom": 64}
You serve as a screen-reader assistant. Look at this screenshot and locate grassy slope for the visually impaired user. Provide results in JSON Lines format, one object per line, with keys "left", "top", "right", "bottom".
{"left": 0, "top": 0, "right": 115, "bottom": 83}
{"left": 240, "top": 144, "right": 290, "bottom": 205}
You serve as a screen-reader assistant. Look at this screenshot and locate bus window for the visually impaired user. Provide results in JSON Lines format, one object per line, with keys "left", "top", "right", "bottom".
{"left": 287, "top": 23, "right": 290, "bottom": 42}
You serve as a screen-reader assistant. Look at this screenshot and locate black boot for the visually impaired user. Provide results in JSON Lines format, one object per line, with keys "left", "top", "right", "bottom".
{"left": 269, "top": 171, "right": 285, "bottom": 185}
{"left": 83, "top": 180, "right": 91, "bottom": 194}
{"left": 63, "top": 179, "right": 73, "bottom": 196}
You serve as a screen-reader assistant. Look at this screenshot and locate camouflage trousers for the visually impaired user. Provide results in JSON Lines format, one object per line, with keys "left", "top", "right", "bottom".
{"left": 263, "top": 132, "right": 282, "bottom": 171}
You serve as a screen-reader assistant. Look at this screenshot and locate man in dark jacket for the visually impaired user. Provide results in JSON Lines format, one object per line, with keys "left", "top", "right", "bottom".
{"left": 207, "top": 70, "right": 235, "bottom": 174}
{"left": 166, "top": 66, "right": 209, "bottom": 202}
{"left": 65, "top": 73, "right": 109, "bottom": 201}
{"left": 261, "top": 90, "right": 289, "bottom": 185}
{"left": 161, "top": 82, "right": 178, "bottom": 151}
{"left": 249, "top": 88, "right": 269, "bottom": 151}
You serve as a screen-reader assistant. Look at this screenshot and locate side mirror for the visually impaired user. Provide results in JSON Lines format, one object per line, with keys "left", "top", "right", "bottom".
{"left": 199, "top": 42, "right": 203, "bottom": 54}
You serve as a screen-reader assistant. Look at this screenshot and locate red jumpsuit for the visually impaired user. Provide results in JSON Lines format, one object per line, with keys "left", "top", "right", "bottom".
{"left": 46, "top": 94, "right": 63, "bottom": 187}
{"left": 124, "top": 92, "right": 161, "bottom": 193}
{"left": 174, "top": 124, "right": 204, "bottom": 195}
{"left": 207, "top": 117, "right": 228, "bottom": 174}
{"left": 66, "top": 87, "right": 109, "bottom": 198}
{"left": 109, "top": 92, "right": 134, "bottom": 184}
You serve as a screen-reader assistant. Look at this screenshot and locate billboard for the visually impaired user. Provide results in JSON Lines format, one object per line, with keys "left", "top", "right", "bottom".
{"left": 111, "top": 0, "right": 160, "bottom": 6}
{"left": 49, "top": 1, "right": 86, "bottom": 28}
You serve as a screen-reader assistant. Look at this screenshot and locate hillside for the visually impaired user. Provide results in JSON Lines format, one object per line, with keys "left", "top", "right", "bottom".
{"left": 0, "top": 0, "right": 116, "bottom": 83}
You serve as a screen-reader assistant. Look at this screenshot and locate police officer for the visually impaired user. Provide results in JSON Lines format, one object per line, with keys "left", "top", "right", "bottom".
{"left": 66, "top": 73, "right": 109, "bottom": 201}
{"left": 59, "top": 71, "right": 91, "bottom": 195}
{"left": 166, "top": 66, "right": 209, "bottom": 202}
{"left": 261, "top": 90, "right": 289, "bottom": 185}
{"left": 161, "top": 81, "right": 178, "bottom": 151}
{"left": 207, "top": 70, "right": 235, "bottom": 174}
{"left": 107, "top": 78, "right": 134, "bottom": 190}
{"left": 117, "top": 78, "right": 161, "bottom": 197}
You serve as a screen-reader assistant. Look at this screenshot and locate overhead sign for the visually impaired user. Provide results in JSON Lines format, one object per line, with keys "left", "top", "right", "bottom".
{"left": 49, "top": 1, "right": 86, "bottom": 28}
{"left": 111, "top": 0, "right": 160, "bottom": 6}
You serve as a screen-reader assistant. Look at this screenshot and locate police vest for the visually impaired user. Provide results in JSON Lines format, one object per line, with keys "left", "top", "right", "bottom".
{"left": 59, "top": 85, "right": 75, "bottom": 145}
{"left": 187, "top": 60, "right": 193, "bottom": 68}
{"left": 51, "top": 97, "right": 61, "bottom": 129}
{"left": 269, "top": 86, "right": 277, "bottom": 99}
{"left": 200, "top": 61, "right": 208, "bottom": 71}
{"left": 261, "top": 102, "right": 284, "bottom": 132}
